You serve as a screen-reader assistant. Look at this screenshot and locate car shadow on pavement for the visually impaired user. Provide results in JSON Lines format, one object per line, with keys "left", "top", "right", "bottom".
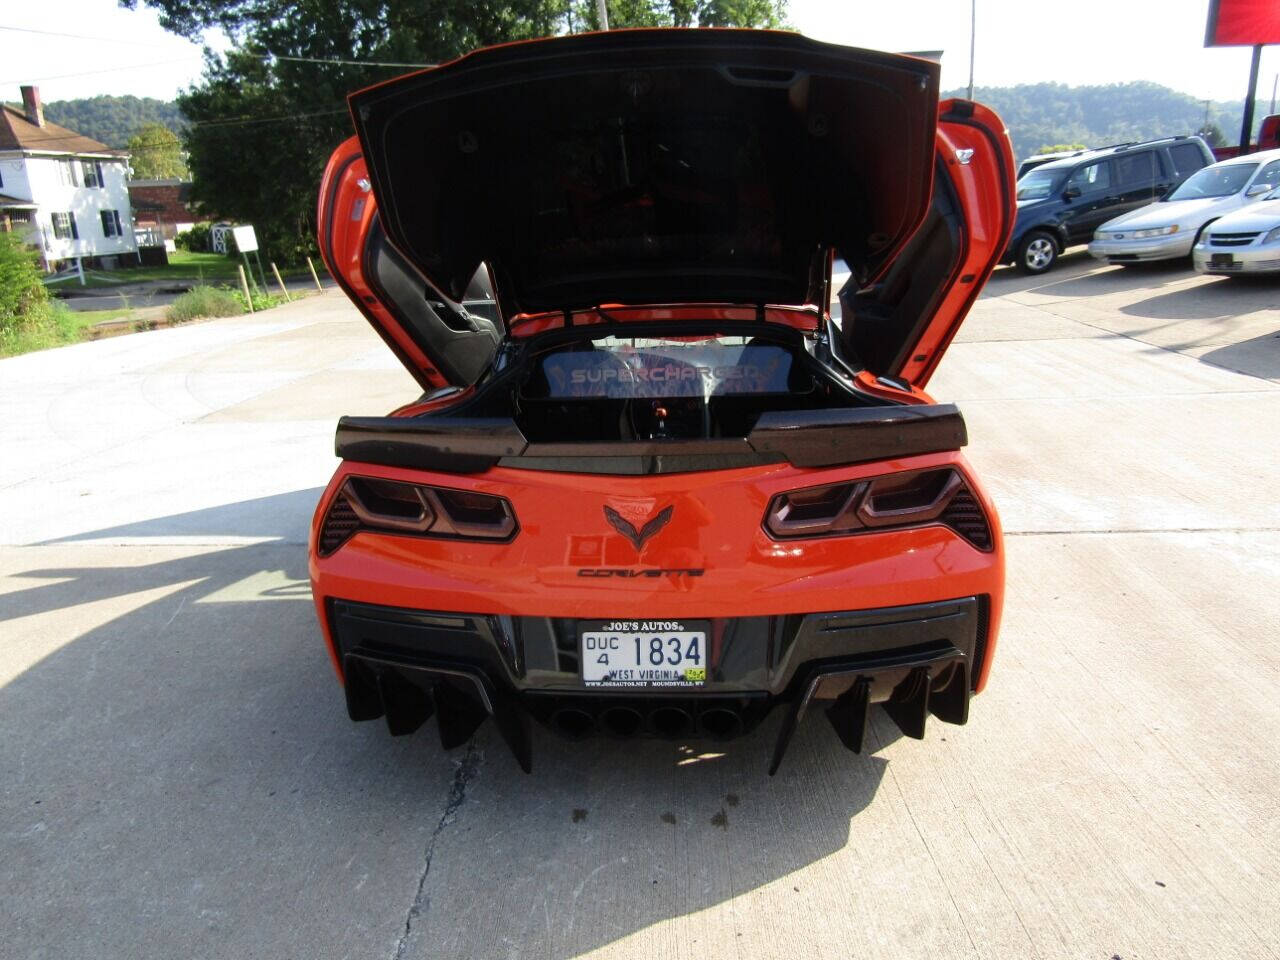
{"left": 38, "top": 487, "right": 325, "bottom": 545}
{"left": 988, "top": 257, "right": 1192, "bottom": 300}
{"left": 0, "top": 494, "right": 896, "bottom": 958}
{"left": 1119, "top": 273, "right": 1279, "bottom": 321}
{"left": 1198, "top": 328, "right": 1280, "bottom": 380}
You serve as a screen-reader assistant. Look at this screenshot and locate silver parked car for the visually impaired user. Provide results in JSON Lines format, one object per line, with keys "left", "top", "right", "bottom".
{"left": 1193, "top": 185, "right": 1280, "bottom": 275}
{"left": 1088, "top": 149, "right": 1280, "bottom": 264}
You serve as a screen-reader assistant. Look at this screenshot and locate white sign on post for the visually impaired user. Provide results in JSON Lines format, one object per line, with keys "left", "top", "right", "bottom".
{"left": 231, "top": 225, "right": 259, "bottom": 253}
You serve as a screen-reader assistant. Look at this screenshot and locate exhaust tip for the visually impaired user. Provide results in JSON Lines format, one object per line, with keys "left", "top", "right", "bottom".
{"left": 697, "top": 707, "right": 743, "bottom": 741}
{"left": 599, "top": 706, "right": 644, "bottom": 738}
{"left": 648, "top": 706, "right": 694, "bottom": 738}
{"left": 550, "top": 708, "right": 595, "bottom": 740}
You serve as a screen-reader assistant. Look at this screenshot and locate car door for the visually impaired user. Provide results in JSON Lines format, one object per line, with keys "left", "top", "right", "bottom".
{"left": 1060, "top": 159, "right": 1115, "bottom": 242}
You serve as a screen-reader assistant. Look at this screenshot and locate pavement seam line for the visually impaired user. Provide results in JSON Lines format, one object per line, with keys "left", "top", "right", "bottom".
{"left": 392, "top": 743, "right": 482, "bottom": 960}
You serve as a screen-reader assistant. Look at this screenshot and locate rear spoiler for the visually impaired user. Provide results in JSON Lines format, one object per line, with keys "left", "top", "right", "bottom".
{"left": 336, "top": 405, "right": 967, "bottom": 475}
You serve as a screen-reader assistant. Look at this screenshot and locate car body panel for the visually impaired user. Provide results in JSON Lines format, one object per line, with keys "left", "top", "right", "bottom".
{"left": 348, "top": 29, "right": 939, "bottom": 318}
{"left": 322, "top": 29, "right": 1014, "bottom": 391}
{"left": 310, "top": 449, "right": 1004, "bottom": 692}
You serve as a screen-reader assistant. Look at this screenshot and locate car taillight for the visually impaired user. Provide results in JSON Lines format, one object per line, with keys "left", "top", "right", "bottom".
{"left": 318, "top": 477, "right": 517, "bottom": 555}
{"left": 764, "top": 468, "right": 992, "bottom": 550}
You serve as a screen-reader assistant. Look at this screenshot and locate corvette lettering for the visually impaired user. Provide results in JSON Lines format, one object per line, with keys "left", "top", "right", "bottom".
{"left": 577, "top": 568, "right": 705, "bottom": 577}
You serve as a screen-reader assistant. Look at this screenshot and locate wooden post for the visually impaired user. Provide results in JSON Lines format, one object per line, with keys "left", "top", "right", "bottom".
{"left": 306, "top": 256, "right": 324, "bottom": 292}
{"left": 270, "top": 262, "right": 292, "bottom": 301}
{"left": 237, "top": 263, "right": 254, "bottom": 313}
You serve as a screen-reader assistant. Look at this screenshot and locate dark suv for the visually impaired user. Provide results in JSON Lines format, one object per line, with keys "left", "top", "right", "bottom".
{"left": 1005, "top": 136, "right": 1214, "bottom": 273}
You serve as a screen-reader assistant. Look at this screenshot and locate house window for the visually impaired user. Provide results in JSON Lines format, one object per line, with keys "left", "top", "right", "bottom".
{"left": 57, "top": 160, "right": 81, "bottom": 187}
{"left": 82, "top": 160, "right": 105, "bottom": 188}
{"left": 100, "top": 209, "right": 124, "bottom": 237}
{"left": 52, "top": 212, "right": 79, "bottom": 240}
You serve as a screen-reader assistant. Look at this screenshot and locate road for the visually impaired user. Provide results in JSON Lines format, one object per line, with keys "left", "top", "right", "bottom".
{"left": 1, "top": 250, "right": 1278, "bottom": 959}
{"left": 53, "top": 274, "right": 336, "bottom": 312}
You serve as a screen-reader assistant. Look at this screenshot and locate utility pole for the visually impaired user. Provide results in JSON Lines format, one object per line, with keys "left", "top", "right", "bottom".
{"left": 596, "top": 0, "right": 609, "bottom": 30}
{"left": 967, "top": 0, "right": 976, "bottom": 100}
{"left": 1240, "top": 44, "right": 1263, "bottom": 152}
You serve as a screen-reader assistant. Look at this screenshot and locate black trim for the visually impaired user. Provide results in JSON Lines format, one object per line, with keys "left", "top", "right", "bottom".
{"left": 336, "top": 416, "right": 526, "bottom": 473}
{"left": 326, "top": 595, "right": 983, "bottom": 773}
{"left": 747, "top": 404, "right": 966, "bottom": 468}
{"left": 335, "top": 403, "right": 965, "bottom": 474}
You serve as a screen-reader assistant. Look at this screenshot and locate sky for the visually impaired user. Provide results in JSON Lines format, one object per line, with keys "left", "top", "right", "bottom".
{"left": 2, "top": 0, "right": 1278, "bottom": 108}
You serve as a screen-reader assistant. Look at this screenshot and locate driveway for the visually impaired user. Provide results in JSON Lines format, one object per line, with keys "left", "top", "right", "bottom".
{"left": 1, "top": 252, "right": 1277, "bottom": 959}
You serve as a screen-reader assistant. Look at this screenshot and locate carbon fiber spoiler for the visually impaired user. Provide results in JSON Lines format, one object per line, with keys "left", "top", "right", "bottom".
{"left": 335, "top": 404, "right": 967, "bottom": 475}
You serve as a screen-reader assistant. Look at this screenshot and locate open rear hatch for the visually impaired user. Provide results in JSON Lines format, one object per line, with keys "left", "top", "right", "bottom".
{"left": 319, "top": 30, "right": 1013, "bottom": 396}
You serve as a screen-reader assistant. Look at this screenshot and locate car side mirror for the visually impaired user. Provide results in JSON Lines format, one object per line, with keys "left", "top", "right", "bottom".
{"left": 1154, "top": 184, "right": 1168, "bottom": 196}
{"left": 1246, "top": 183, "right": 1271, "bottom": 197}
{"left": 1062, "top": 185, "right": 1081, "bottom": 200}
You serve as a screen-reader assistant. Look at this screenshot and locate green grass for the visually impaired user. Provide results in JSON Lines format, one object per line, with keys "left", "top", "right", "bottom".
{"left": 167, "top": 286, "right": 243, "bottom": 322}
{"left": 0, "top": 301, "right": 92, "bottom": 356}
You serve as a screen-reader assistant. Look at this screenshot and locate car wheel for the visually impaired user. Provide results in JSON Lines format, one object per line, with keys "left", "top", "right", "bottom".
{"left": 1017, "top": 231, "right": 1058, "bottom": 274}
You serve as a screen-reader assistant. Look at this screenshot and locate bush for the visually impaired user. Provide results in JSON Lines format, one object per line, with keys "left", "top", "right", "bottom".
{"left": 0, "top": 232, "right": 48, "bottom": 327}
{"left": 0, "top": 234, "right": 80, "bottom": 355}
{"left": 166, "top": 285, "right": 243, "bottom": 323}
{"left": 175, "top": 222, "right": 212, "bottom": 252}
{"left": 231, "top": 288, "right": 282, "bottom": 312}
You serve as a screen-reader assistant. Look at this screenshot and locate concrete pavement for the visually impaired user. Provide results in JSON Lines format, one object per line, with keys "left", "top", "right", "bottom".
{"left": 1, "top": 251, "right": 1277, "bottom": 959}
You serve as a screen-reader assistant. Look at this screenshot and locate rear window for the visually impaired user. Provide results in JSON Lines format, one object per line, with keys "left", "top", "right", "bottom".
{"left": 530, "top": 337, "right": 799, "bottom": 399}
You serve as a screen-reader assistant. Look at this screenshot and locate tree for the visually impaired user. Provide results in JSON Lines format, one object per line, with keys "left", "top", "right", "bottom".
{"left": 1196, "top": 123, "right": 1227, "bottom": 147}
{"left": 126, "top": 123, "right": 190, "bottom": 179}
{"left": 124, "top": 0, "right": 788, "bottom": 264}
{"left": 1036, "top": 143, "right": 1087, "bottom": 154}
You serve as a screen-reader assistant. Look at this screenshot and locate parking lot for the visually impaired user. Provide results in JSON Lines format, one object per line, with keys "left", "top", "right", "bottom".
{"left": 1, "top": 248, "right": 1277, "bottom": 959}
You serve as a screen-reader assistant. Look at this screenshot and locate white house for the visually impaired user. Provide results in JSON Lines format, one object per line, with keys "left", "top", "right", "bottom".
{"left": 0, "top": 85, "right": 138, "bottom": 270}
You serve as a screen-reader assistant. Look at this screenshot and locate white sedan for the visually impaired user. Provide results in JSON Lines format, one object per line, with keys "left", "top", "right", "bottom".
{"left": 1088, "top": 149, "right": 1280, "bottom": 264}
{"left": 1193, "top": 188, "right": 1280, "bottom": 275}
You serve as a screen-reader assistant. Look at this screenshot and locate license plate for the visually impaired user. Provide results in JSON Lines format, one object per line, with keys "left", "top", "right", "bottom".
{"left": 1211, "top": 253, "right": 1236, "bottom": 267}
{"left": 579, "top": 620, "right": 708, "bottom": 687}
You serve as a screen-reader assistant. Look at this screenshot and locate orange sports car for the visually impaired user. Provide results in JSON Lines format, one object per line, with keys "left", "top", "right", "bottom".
{"left": 311, "top": 29, "right": 1014, "bottom": 773}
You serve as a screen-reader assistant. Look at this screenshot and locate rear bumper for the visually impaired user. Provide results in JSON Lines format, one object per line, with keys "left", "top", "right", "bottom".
{"left": 326, "top": 595, "right": 990, "bottom": 774}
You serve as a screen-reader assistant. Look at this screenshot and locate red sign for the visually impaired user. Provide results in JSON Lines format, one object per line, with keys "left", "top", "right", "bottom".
{"left": 1205, "top": 0, "right": 1280, "bottom": 46}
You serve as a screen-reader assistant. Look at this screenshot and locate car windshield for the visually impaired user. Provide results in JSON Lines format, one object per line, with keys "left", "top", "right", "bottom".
{"left": 528, "top": 336, "right": 801, "bottom": 399}
{"left": 1016, "top": 169, "right": 1062, "bottom": 201}
{"left": 1167, "top": 163, "right": 1258, "bottom": 200}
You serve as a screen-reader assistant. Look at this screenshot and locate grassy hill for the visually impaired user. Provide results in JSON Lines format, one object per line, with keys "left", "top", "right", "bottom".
{"left": 944, "top": 81, "right": 1252, "bottom": 160}
{"left": 39, "top": 96, "right": 187, "bottom": 150}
